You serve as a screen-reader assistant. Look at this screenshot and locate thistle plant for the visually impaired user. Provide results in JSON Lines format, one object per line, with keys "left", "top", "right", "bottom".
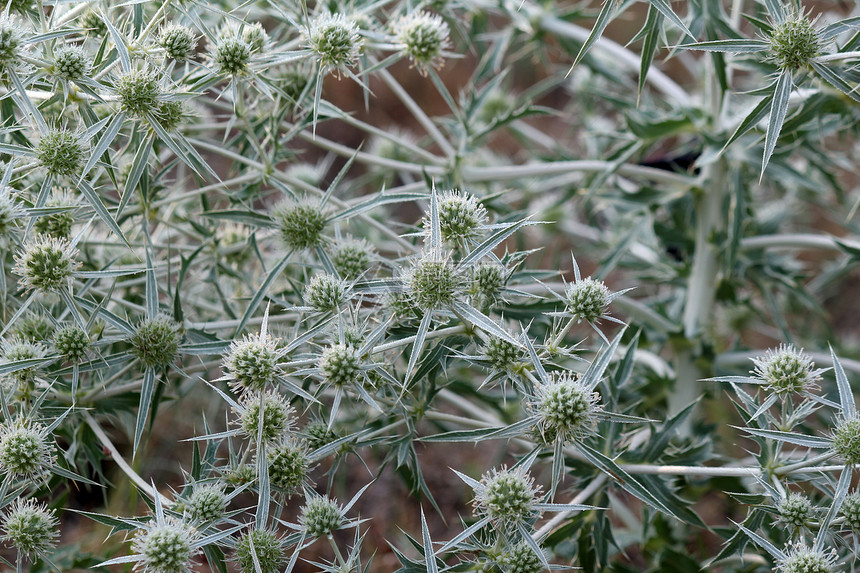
{"left": 0, "top": 1, "right": 858, "bottom": 571}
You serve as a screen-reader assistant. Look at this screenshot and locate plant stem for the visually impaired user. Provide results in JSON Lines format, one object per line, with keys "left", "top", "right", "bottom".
{"left": 532, "top": 474, "right": 607, "bottom": 540}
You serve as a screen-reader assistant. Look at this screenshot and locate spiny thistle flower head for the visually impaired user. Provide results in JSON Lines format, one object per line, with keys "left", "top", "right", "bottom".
{"left": 234, "top": 529, "right": 285, "bottom": 573}
{"left": 533, "top": 371, "right": 601, "bottom": 444}
{"left": 273, "top": 197, "right": 327, "bottom": 250}
{"left": 394, "top": 11, "right": 451, "bottom": 74}
{"left": 131, "top": 517, "right": 198, "bottom": 573}
{"left": 159, "top": 24, "right": 196, "bottom": 61}
{"left": 51, "top": 324, "right": 89, "bottom": 362}
{"left": 500, "top": 542, "right": 545, "bottom": 573}
{"left": 305, "top": 12, "right": 363, "bottom": 73}
{"left": 841, "top": 491, "right": 860, "bottom": 531}
{"left": 776, "top": 542, "right": 836, "bottom": 573}
{"left": 302, "top": 420, "right": 340, "bottom": 451}
{"left": 13, "top": 235, "right": 79, "bottom": 292}
{"left": 236, "top": 390, "right": 295, "bottom": 443}
{"left": 34, "top": 190, "right": 77, "bottom": 239}
{"left": 223, "top": 463, "right": 255, "bottom": 487}
{"left": 1, "top": 498, "right": 58, "bottom": 558}
{"left": 266, "top": 437, "right": 310, "bottom": 494}
{"left": 768, "top": 10, "right": 821, "bottom": 71}
{"left": 300, "top": 495, "right": 345, "bottom": 537}
{"left": 115, "top": 68, "right": 162, "bottom": 118}
{"left": 752, "top": 344, "right": 821, "bottom": 396}
{"left": 186, "top": 484, "right": 227, "bottom": 524}
{"left": 242, "top": 23, "right": 268, "bottom": 53}
{"left": 0, "top": 419, "right": 53, "bottom": 478}
{"left": 423, "top": 190, "right": 488, "bottom": 244}
{"left": 130, "top": 314, "right": 182, "bottom": 369}
{"left": 473, "top": 465, "right": 541, "bottom": 526}
{"left": 53, "top": 44, "right": 90, "bottom": 81}
{"left": 331, "top": 237, "right": 374, "bottom": 279}
{"left": 318, "top": 343, "right": 362, "bottom": 387}
{"left": 1, "top": 336, "right": 46, "bottom": 399}
{"left": 155, "top": 99, "right": 185, "bottom": 132}
{"left": 777, "top": 493, "right": 813, "bottom": 528}
{"left": 483, "top": 336, "right": 522, "bottom": 372}
{"left": 223, "top": 332, "right": 282, "bottom": 393}
{"left": 406, "top": 255, "right": 464, "bottom": 310}
{"left": 36, "top": 129, "right": 85, "bottom": 177}
{"left": 473, "top": 263, "right": 505, "bottom": 303}
{"left": 564, "top": 277, "right": 610, "bottom": 323}
{"left": 213, "top": 34, "right": 251, "bottom": 75}
{"left": 304, "top": 273, "right": 348, "bottom": 313}
{"left": 832, "top": 415, "right": 860, "bottom": 465}
{"left": 0, "top": 15, "right": 25, "bottom": 68}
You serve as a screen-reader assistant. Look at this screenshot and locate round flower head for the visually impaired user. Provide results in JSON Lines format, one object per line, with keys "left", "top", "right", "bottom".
{"left": 234, "top": 529, "right": 285, "bottom": 573}
{"left": 769, "top": 10, "right": 820, "bottom": 71}
{"left": 1, "top": 498, "right": 58, "bottom": 558}
{"left": 472, "top": 263, "right": 506, "bottom": 306}
{"left": 832, "top": 416, "right": 860, "bottom": 465}
{"left": 482, "top": 336, "right": 522, "bottom": 373}
{"left": 129, "top": 314, "right": 182, "bottom": 369}
{"left": 0, "top": 15, "right": 25, "bottom": 69}
{"left": 0, "top": 419, "right": 53, "bottom": 478}
{"left": 304, "top": 274, "right": 348, "bottom": 313}
{"left": 305, "top": 12, "right": 363, "bottom": 74}
{"left": 776, "top": 542, "right": 836, "bottom": 573}
{"left": 213, "top": 34, "right": 251, "bottom": 75}
{"left": 777, "top": 493, "right": 813, "bottom": 529}
{"left": 186, "top": 484, "right": 227, "bottom": 524}
{"left": 223, "top": 463, "right": 255, "bottom": 487}
{"left": 331, "top": 237, "right": 373, "bottom": 279}
{"left": 273, "top": 197, "right": 327, "bottom": 250}
{"left": 1, "top": 336, "right": 46, "bottom": 389}
{"left": 155, "top": 99, "right": 185, "bottom": 132}
{"left": 242, "top": 23, "right": 268, "bottom": 53}
{"left": 533, "top": 371, "right": 601, "bottom": 444}
{"left": 53, "top": 44, "right": 89, "bottom": 81}
{"left": 300, "top": 495, "right": 344, "bottom": 537}
{"left": 841, "top": 491, "right": 860, "bottom": 532}
{"left": 752, "top": 344, "right": 821, "bottom": 397}
{"left": 473, "top": 465, "right": 541, "bottom": 527}
{"left": 423, "top": 190, "right": 488, "bottom": 244}
{"left": 564, "top": 277, "right": 610, "bottom": 323}
{"left": 13, "top": 235, "right": 79, "bottom": 292}
{"left": 158, "top": 24, "right": 196, "bottom": 61}
{"left": 500, "top": 542, "right": 545, "bottom": 573}
{"left": 318, "top": 343, "right": 361, "bottom": 387}
{"left": 406, "top": 255, "right": 464, "bottom": 310}
{"left": 266, "top": 437, "right": 310, "bottom": 494}
{"left": 34, "top": 190, "right": 77, "bottom": 239}
{"left": 394, "top": 11, "right": 451, "bottom": 74}
{"left": 115, "top": 68, "right": 162, "bottom": 118}
{"left": 12, "top": 314, "right": 53, "bottom": 342}
{"left": 235, "top": 390, "right": 295, "bottom": 443}
{"left": 302, "top": 420, "right": 339, "bottom": 451}
{"left": 131, "top": 516, "right": 198, "bottom": 573}
{"left": 36, "top": 129, "right": 85, "bottom": 177}
{"left": 223, "top": 332, "right": 282, "bottom": 393}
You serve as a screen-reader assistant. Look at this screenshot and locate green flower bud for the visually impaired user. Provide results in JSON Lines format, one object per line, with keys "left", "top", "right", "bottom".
{"left": 36, "top": 130, "right": 85, "bottom": 178}
{"left": 273, "top": 197, "right": 327, "bottom": 250}
{"left": 79, "top": 11, "right": 106, "bottom": 36}
{"left": 223, "top": 333, "right": 282, "bottom": 393}
{"left": 777, "top": 493, "right": 812, "bottom": 529}
{"left": 115, "top": 69, "right": 162, "bottom": 118}
{"left": 533, "top": 371, "right": 600, "bottom": 444}
{"left": 423, "top": 190, "right": 487, "bottom": 244}
{"left": 500, "top": 542, "right": 545, "bottom": 573}
{"left": 841, "top": 491, "right": 860, "bottom": 532}
{"left": 130, "top": 314, "right": 181, "bottom": 369}
{"left": 266, "top": 438, "right": 309, "bottom": 494}
{"left": 214, "top": 36, "right": 251, "bottom": 75}
{"left": 769, "top": 12, "right": 820, "bottom": 71}
{"left": 132, "top": 518, "right": 198, "bottom": 573}
{"left": 752, "top": 344, "right": 820, "bottom": 396}
{"left": 394, "top": 11, "right": 450, "bottom": 74}
{"left": 331, "top": 237, "right": 373, "bottom": 279}
{"left": 13, "top": 235, "right": 80, "bottom": 292}
{"left": 306, "top": 12, "right": 363, "bottom": 73}
{"left": 51, "top": 324, "right": 89, "bottom": 362}
{"left": 1, "top": 498, "right": 58, "bottom": 558}
{"left": 304, "top": 274, "right": 348, "bottom": 313}
{"left": 0, "top": 15, "right": 24, "bottom": 68}
{"left": 776, "top": 542, "right": 836, "bottom": 573}
{"left": 53, "top": 45, "right": 90, "bottom": 81}
{"left": 299, "top": 495, "right": 344, "bottom": 538}
{"left": 832, "top": 416, "right": 860, "bottom": 465}
{"left": 406, "top": 256, "right": 463, "bottom": 310}
{"left": 159, "top": 24, "right": 196, "bottom": 61}
{"left": 236, "top": 390, "right": 295, "bottom": 443}
{"left": 473, "top": 466, "right": 540, "bottom": 526}
{"left": 318, "top": 343, "right": 361, "bottom": 387}
{"left": 234, "top": 529, "right": 285, "bottom": 573}
{"left": 187, "top": 484, "right": 227, "bottom": 524}
{"left": 0, "top": 419, "right": 53, "bottom": 478}
{"left": 483, "top": 336, "right": 521, "bottom": 372}
{"left": 564, "top": 277, "right": 610, "bottom": 323}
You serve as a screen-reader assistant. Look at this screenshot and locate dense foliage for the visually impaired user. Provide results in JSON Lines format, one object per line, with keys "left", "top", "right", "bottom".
{"left": 0, "top": 0, "right": 857, "bottom": 572}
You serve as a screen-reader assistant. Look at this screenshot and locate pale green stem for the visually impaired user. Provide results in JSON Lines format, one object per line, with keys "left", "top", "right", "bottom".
{"left": 532, "top": 474, "right": 608, "bottom": 540}
{"left": 138, "top": 0, "right": 172, "bottom": 42}
{"left": 83, "top": 411, "right": 174, "bottom": 506}
{"left": 372, "top": 325, "right": 468, "bottom": 354}
{"left": 774, "top": 452, "right": 837, "bottom": 476}
{"left": 813, "top": 52, "right": 860, "bottom": 63}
